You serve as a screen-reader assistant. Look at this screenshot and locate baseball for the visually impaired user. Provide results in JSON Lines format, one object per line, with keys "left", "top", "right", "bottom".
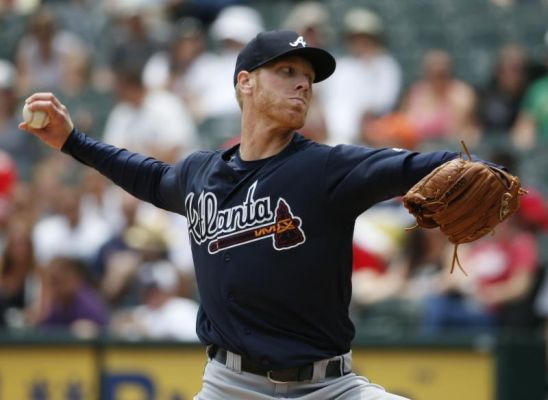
{"left": 22, "top": 104, "right": 50, "bottom": 129}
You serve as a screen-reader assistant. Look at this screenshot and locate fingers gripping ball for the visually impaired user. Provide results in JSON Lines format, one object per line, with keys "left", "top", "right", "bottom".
{"left": 22, "top": 103, "right": 50, "bottom": 129}
{"left": 403, "top": 142, "right": 527, "bottom": 274}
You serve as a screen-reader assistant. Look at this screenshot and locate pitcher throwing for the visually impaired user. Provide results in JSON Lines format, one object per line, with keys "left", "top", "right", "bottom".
{"left": 21, "top": 30, "right": 507, "bottom": 399}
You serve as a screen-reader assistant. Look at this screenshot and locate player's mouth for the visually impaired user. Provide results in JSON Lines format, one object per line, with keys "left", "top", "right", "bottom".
{"left": 289, "top": 97, "right": 307, "bottom": 107}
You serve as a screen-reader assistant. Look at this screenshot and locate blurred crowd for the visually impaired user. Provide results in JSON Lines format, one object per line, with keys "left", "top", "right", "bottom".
{"left": 0, "top": 0, "right": 547, "bottom": 344}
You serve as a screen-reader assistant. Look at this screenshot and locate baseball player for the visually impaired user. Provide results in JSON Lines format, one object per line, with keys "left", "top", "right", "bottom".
{"left": 21, "top": 30, "right": 464, "bottom": 399}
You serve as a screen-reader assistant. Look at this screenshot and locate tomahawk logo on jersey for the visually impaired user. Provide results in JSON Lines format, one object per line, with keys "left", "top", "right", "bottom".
{"left": 185, "top": 181, "right": 306, "bottom": 254}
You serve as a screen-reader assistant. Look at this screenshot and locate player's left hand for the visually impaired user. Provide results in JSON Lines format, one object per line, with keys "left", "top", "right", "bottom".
{"left": 19, "top": 92, "right": 74, "bottom": 150}
{"left": 402, "top": 142, "right": 527, "bottom": 274}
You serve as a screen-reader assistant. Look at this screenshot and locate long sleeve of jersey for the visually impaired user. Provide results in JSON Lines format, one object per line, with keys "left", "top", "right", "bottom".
{"left": 324, "top": 144, "right": 458, "bottom": 218}
{"left": 61, "top": 129, "right": 187, "bottom": 215}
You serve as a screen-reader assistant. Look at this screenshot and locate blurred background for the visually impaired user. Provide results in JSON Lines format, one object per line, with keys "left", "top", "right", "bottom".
{"left": 0, "top": 0, "right": 547, "bottom": 399}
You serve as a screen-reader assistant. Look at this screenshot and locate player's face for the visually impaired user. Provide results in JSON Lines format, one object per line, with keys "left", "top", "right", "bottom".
{"left": 253, "top": 56, "right": 315, "bottom": 130}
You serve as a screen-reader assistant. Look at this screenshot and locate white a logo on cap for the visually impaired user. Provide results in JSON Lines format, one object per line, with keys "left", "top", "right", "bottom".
{"left": 289, "top": 36, "right": 307, "bottom": 48}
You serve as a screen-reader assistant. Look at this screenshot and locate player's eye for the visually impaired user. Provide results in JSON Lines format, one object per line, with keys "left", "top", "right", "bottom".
{"left": 279, "top": 66, "right": 293, "bottom": 76}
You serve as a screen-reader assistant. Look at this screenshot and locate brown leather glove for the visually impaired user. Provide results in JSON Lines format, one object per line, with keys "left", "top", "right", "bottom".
{"left": 403, "top": 143, "right": 526, "bottom": 274}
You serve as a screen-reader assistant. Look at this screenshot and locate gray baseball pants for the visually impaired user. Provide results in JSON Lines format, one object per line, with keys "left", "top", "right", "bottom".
{"left": 194, "top": 350, "right": 410, "bottom": 399}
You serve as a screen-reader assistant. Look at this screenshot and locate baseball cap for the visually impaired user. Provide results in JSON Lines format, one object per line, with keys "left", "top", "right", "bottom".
{"left": 211, "top": 5, "right": 264, "bottom": 45}
{"left": 343, "top": 8, "right": 384, "bottom": 38}
{"left": 283, "top": 2, "right": 330, "bottom": 33}
{"left": 233, "top": 30, "right": 336, "bottom": 86}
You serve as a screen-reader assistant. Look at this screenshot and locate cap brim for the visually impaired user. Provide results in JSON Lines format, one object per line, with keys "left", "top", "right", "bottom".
{"left": 251, "top": 47, "right": 336, "bottom": 83}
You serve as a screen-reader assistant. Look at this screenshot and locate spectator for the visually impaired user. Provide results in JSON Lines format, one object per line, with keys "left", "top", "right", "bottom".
{"left": 518, "top": 187, "right": 548, "bottom": 233}
{"left": 281, "top": 1, "right": 332, "bottom": 143}
{"left": 106, "top": 2, "right": 165, "bottom": 77}
{"left": 93, "top": 187, "right": 196, "bottom": 307}
{"left": 401, "top": 49, "right": 480, "bottom": 148}
{"left": 44, "top": 0, "right": 107, "bottom": 49}
{"left": 142, "top": 17, "right": 219, "bottom": 124}
{"left": 79, "top": 169, "right": 125, "bottom": 236}
{"left": 467, "top": 214, "right": 540, "bottom": 329}
{"left": 512, "top": 30, "right": 548, "bottom": 150}
{"left": 531, "top": 190, "right": 548, "bottom": 356}
{"left": 110, "top": 259, "right": 200, "bottom": 341}
{"left": 421, "top": 209, "right": 540, "bottom": 334}
{"left": 0, "top": 59, "right": 43, "bottom": 181}
{"left": 489, "top": 0, "right": 515, "bottom": 9}
{"left": 0, "top": 2, "right": 27, "bottom": 61}
{"left": 195, "top": 5, "right": 264, "bottom": 149}
{"left": 102, "top": 63, "right": 198, "bottom": 163}
{"left": 352, "top": 226, "right": 451, "bottom": 336}
{"left": 100, "top": 223, "right": 172, "bottom": 309}
{"left": 92, "top": 190, "right": 141, "bottom": 284}
{"left": 320, "top": 7, "right": 402, "bottom": 145}
{"left": 28, "top": 153, "right": 72, "bottom": 219}
{"left": 0, "top": 220, "right": 39, "bottom": 328}
{"left": 164, "top": 0, "right": 243, "bottom": 26}
{"left": 55, "top": 45, "right": 114, "bottom": 139}
{"left": 282, "top": 1, "right": 332, "bottom": 49}
{"left": 207, "top": 6, "right": 265, "bottom": 108}
{"left": 136, "top": 204, "right": 197, "bottom": 300}
{"left": 15, "top": 6, "right": 87, "bottom": 96}
{"left": 36, "top": 256, "right": 109, "bottom": 336}
{"left": 478, "top": 43, "right": 530, "bottom": 136}
{"left": 31, "top": 184, "right": 111, "bottom": 268}
{"left": 351, "top": 200, "right": 415, "bottom": 307}
{"left": 142, "top": 17, "right": 206, "bottom": 90}
{"left": 352, "top": 200, "right": 414, "bottom": 284}
{"left": 358, "top": 111, "right": 420, "bottom": 150}
{"left": 420, "top": 265, "right": 495, "bottom": 336}
{"left": 0, "top": 151, "right": 18, "bottom": 243}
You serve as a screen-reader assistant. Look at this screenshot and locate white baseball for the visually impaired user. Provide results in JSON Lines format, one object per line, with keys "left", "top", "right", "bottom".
{"left": 22, "top": 104, "right": 50, "bottom": 129}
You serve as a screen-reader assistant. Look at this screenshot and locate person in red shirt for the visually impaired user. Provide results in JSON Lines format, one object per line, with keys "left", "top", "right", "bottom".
{"left": 421, "top": 195, "right": 542, "bottom": 334}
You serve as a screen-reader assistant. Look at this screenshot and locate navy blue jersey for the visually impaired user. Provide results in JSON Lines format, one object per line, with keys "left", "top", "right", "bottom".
{"left": 62, "top": 130, "right": 457, "bottom": 369}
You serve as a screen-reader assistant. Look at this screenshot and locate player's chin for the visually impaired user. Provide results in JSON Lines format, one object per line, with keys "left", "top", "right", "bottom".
{"left": 284, "top": 109, "right": 307, "bottom": 130}
{"left": 284, "top": 117, "right": 306, "bottom": 132}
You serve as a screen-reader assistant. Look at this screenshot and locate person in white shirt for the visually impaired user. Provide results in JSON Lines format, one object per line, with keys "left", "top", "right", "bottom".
{"left": 103, "top": 64, "right": 198, "bottom": 163}
{"left": 142, "top": 17, "right": 218, "bottom": 124}
{"left": 319, "top": 8, "right": 402, "bottom": 145}
{"left": 16, "top": 7, "right": 88, "bottom": 95}
{"left": 110, "top": 248, "right": 200, "bottom": 341}
{"left": 32, "top": 185, "right": 111, "bottom": 267}
{"left": 202, "top": 5, "right": 265, "bottom": 120}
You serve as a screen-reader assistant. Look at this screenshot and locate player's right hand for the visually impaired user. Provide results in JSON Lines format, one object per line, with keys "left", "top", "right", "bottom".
{"left": 19, "top": 92, "right": 75, "bottom": 150}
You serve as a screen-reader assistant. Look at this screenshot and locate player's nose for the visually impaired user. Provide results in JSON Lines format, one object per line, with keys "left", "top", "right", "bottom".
{"left": 295, "top": 75, "right": 311, "bottom": 93}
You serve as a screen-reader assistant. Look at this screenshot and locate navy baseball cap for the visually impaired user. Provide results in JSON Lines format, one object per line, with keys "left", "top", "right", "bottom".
{"left": 233, "top": 30, "right": 336, "bottom": 86}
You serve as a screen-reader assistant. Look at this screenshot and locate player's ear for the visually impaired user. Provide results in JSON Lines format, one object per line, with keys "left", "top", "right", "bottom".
{"left": 238, "top": 71, "right": 254, "bottom": 94}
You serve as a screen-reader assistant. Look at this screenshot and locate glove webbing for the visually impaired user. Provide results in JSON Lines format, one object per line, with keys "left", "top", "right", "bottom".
{"left": 447, "top": 141, "right": 474, "bottom": 276}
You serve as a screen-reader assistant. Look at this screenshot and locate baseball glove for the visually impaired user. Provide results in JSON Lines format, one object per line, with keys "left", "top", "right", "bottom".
{"left": 403, "top": 142, "right": 527, "bottom": 274}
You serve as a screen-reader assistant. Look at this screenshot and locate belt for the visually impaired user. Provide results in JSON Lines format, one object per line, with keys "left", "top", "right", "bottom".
{"left": 209, "top": 346, "right": 345, "bottom": 383}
